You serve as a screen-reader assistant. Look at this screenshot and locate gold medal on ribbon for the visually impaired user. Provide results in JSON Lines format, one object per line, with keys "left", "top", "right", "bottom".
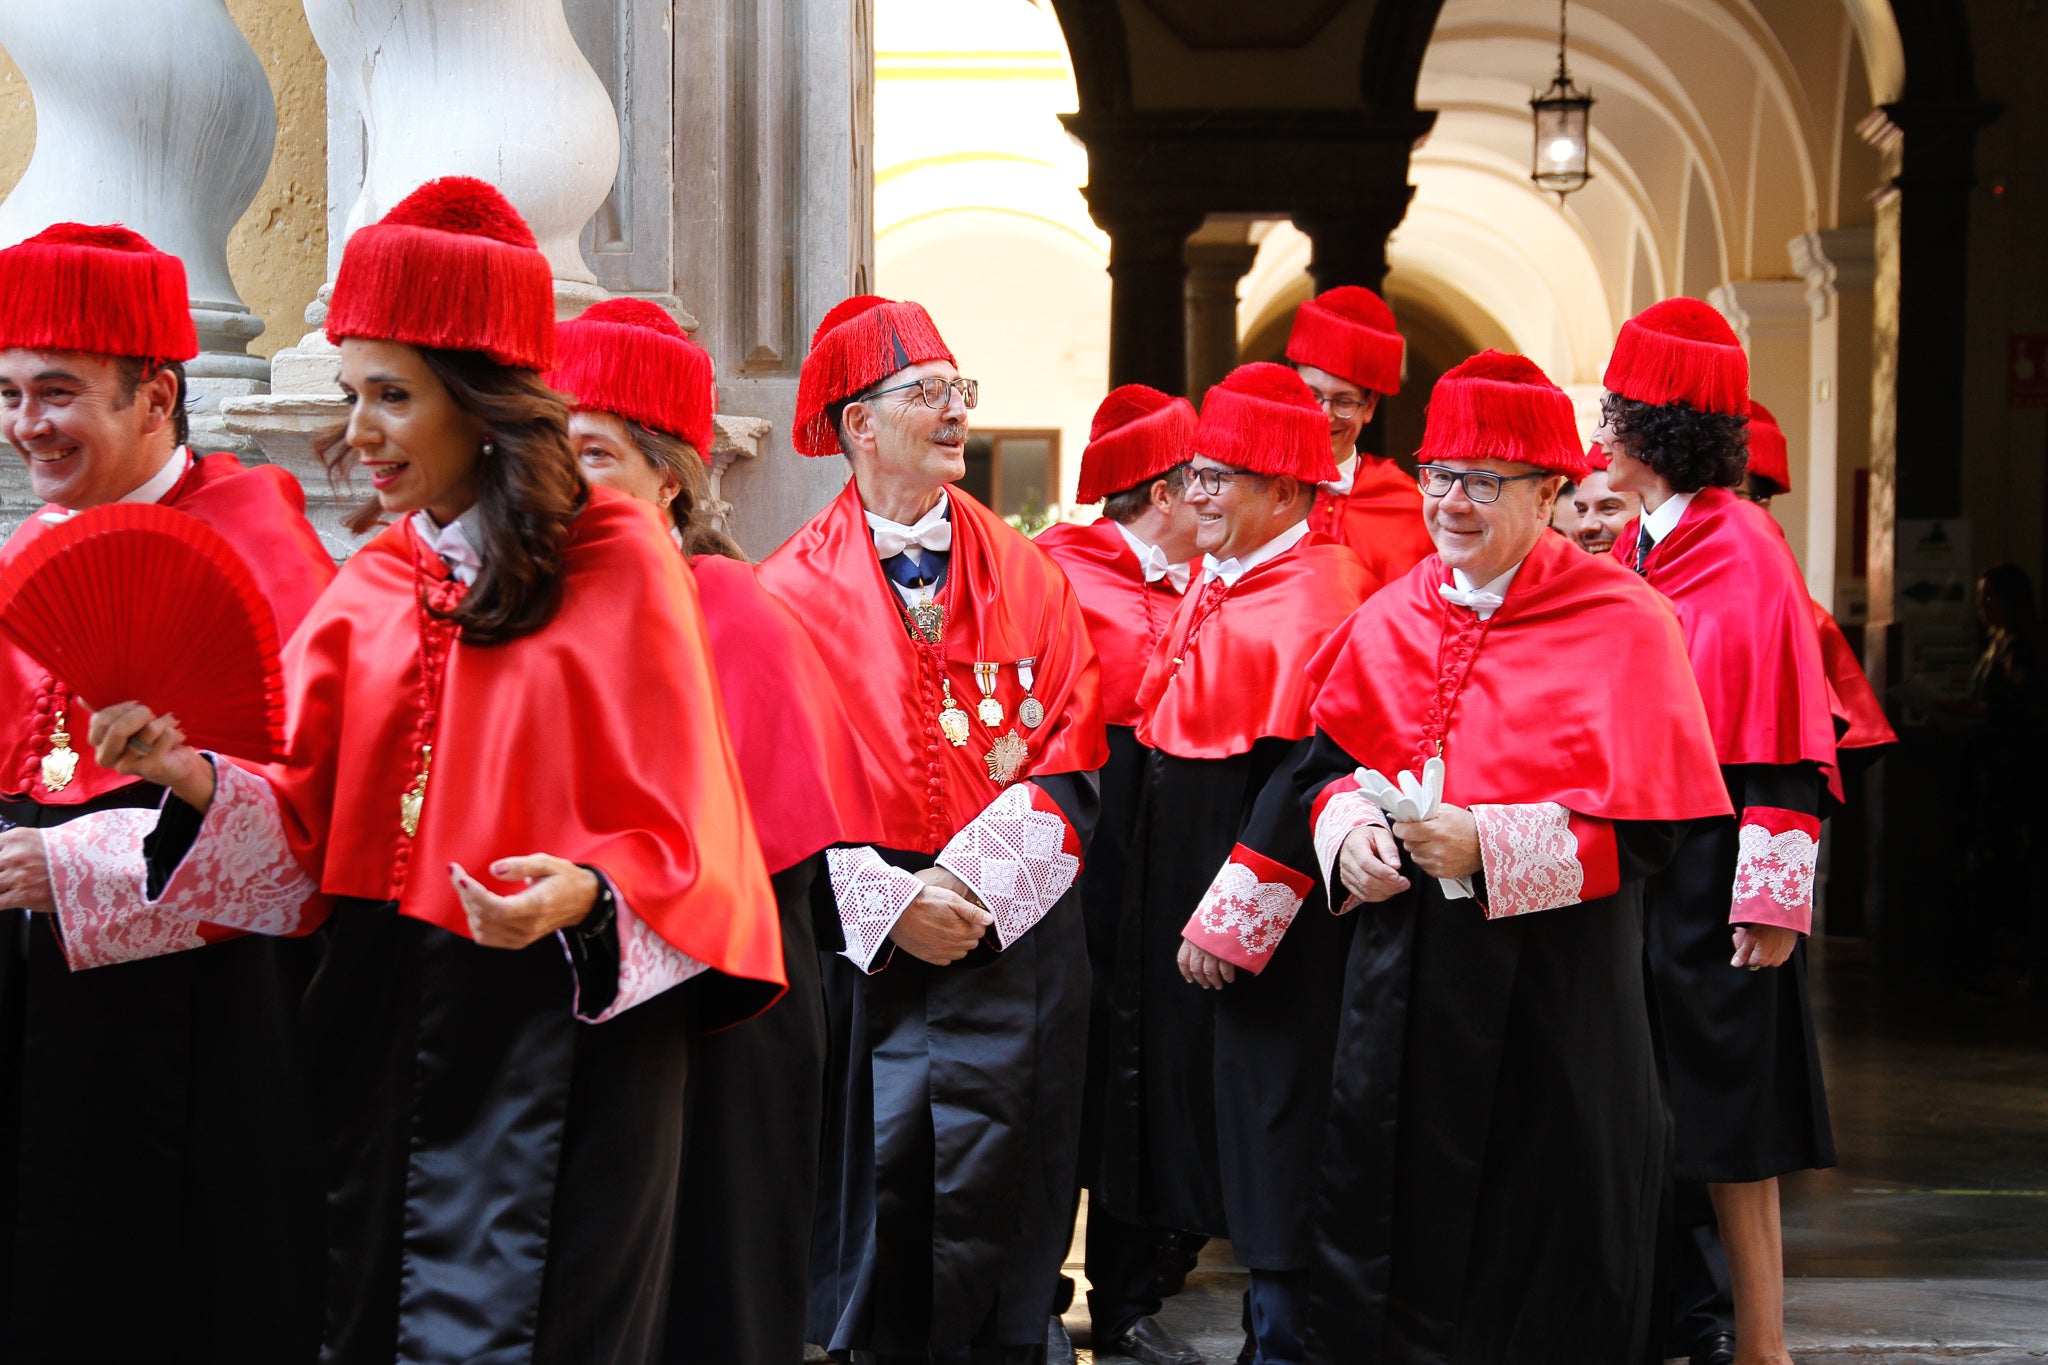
{"left": 985, "top": 729, "right": 1029, "bottom": 785}
{"left": 40, "top": 708, "right": 76, "bottom": 793}
{"left": 399, "top": 744, "right": 432, "bottom": 837}
{"left": 1015, "top": 657, "right": 1045, "bottom": 729}
{"left": 937, "top": 678, "right": 972, "bottom": 747}
{"left": 973, "top": 662, "right": 1004, "bottom": 728}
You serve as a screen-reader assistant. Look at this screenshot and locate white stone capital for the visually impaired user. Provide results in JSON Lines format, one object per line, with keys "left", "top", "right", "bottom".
{"left": 1708, "top": 280, "right": 1812, "bottom": 350}
{"left": 1788, "top": 228, "right": 1877, "bottom": 322}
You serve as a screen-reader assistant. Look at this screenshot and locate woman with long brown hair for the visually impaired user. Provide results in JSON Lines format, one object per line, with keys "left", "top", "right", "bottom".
{"left": 83, "top": 177, "right": 783, "bottom": 1364}
{"left": 549, "top": 297, "right": 883, "bottom": 1365}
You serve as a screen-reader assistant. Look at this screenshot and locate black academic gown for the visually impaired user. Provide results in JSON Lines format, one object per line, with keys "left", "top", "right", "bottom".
{"left": 809, "top": 773, "right": 1099, "bottom": 1358}
{"left": 1296, "top": 733, "right": 1682, "bottom": 1365}
{"left": 0, "top": 789, "right": 324, "bottom": 1365}
{"left": 1078, "top": 724, "right": 1145, "bottom": 1182}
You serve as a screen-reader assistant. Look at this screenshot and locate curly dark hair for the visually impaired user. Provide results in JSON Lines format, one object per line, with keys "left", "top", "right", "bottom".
{"left": 316, "top": 347, "right": 586, "bottom": 646}
{"left": 1600, "top": 394, "right": 1749, "bottom": 494}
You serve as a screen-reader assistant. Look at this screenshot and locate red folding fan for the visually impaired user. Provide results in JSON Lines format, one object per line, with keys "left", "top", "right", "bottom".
{"left": 0, "top": 502, "right": 288, "bottom": 763}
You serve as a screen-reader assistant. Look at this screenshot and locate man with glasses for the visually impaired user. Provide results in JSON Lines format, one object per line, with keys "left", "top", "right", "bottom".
{"left": 1286, "top": 285, "right": 1434, "bottom": 589}
{"left": 1095, "top": 363, "right": 1369, "bottom": 1365}
{"left": 1293, "top": 351, "right": 1731, "bottom": 1362}
{"left": 761, "top": 296, "right": 1108, "bottom": 1365}
{"left": 1033, "top": 385, "right": 1203, "bottom": 1359}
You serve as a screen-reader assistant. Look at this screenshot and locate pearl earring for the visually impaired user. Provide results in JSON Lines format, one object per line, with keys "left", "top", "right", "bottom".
{"left": 481, "top": 439, "right": 496, "bottom": 457}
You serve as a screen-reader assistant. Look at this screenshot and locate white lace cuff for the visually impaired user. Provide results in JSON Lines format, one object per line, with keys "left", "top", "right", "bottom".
{"left": 1471, "top": 802, "right": 1586, "bottom": 919}
{"left": 149, "top": 759, "right": 321, "bottom": 936}
{"left": 935, "top": 782, "right": 1082, "bottom": 950}
{"left": 45, "top": 808, "right": 211, "bottom": 970}
{"left": 563, "top": 885, "right": 710, "bottom": 1022}
{"left": 1182, "top": 845, "right": 1313, "bottom": 974}
{"left": 1313, "top": 787, "right": 1386, "bottom": 915}
{"left": 828, "top": 845, "right": 923, "bottom": 973}
{"left": 1730, "top": 806, "right": 1820, "bottom": 935}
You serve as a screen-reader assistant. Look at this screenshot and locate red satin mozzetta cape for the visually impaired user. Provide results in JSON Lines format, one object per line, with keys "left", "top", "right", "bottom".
{"left": 1308, "top": 454, "right": 1431, "bottom": 591}
{"left": 1635, "top": 488, "right": 1839, "bottom": 786}
{"left": 1137, "top": 532, "right": 1370, "bottom": 760}
{"left": 690, "top": 552, "right": 887, "bottom": 872}
{"left": 0, "top": 453, "right": 336, "bottom": 804}
{"left": 1813, "top": 601, "right": 1896, "bottom": 751}
{"left": 1034, "top": 518, "right": 1183, "bottom": 729}
{"left": 250, "top": 489, "right": 782, "bottom": 993}
{"left": 757, "top": 481, "right": 1108, "bottom": 854}
{"left": 1308, "top": 530, "right": 1731, "bottom": 820}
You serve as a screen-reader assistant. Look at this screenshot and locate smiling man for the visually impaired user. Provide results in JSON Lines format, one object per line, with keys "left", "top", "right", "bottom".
{"left": 1291, "top": 352, "right": 1731, "bottom": 1363}
{"left": 759, "top": 296, "right": 1108, "bottom": 1365}
{"left": 1569, "top": 445, "right": 1642, "bottom": 554}
{"left": 1092, "top": 363, "right": 1368, "bottom": 1365}
{"left": 0, "top": 223, "right": 335, "bottom": 1362}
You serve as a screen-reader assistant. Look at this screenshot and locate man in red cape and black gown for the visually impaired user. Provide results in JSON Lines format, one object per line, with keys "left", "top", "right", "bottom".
{"left": 1604, "top": 303, "right": 1845, "bottom": 1365}
{"left": 1101, "top": 362, "right": 1368, "bottom": 1364}
{"left": 1032, "top": 385, "right": 1200, "bottom": 1354}
{"left": 1287, "top": 285, "right": 1433, "bottom": 588}
{"left": 0, "top": 223, "right": 337, "bottom": 1362}
{"left": 757, "top": 296, "right": 1108, "bottom": 1363}
{"left": 548, "top": 298, "right": 890, "bottom": 1365}
{"left": 1291, "top": 352, "right": 1731, "bottom": 1363}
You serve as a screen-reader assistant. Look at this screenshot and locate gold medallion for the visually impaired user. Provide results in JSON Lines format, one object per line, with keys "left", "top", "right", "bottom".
{"left": 973, "top": 662, "right": 1004, "bottom": 727}
{"left": 909, "top": 597, "right": 945, "bottom": 644}
{"left": 399, "top": 744, "right": 432, "bottom": 837}
{"left": 985, "top": 729, "right": 1030, "bottom": 785}
{"left": 939, "top": 705, "right": 972, "bottom": 747}
{"left": 40, "top": 730, "right": 77, "bottom": 793}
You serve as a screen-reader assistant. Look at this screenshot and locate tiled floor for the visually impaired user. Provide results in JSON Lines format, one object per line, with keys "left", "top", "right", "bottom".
{"left": 1068, "top": 944, "right": 2048, "bottom": 1362}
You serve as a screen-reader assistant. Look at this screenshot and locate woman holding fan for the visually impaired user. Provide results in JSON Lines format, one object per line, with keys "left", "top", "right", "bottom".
{"left": 84, "top": 176, "right": 783, "bottom": 1365}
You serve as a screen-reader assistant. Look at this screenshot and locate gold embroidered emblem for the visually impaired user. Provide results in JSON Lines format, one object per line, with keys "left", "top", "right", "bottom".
{"left": 985, "top": 730, "right": 1029, "bottom": 786}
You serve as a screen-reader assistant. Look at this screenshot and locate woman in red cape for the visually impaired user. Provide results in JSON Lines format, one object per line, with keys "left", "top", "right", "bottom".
{"left": 89, "top": 178, "right": 781, "bottom": 1365}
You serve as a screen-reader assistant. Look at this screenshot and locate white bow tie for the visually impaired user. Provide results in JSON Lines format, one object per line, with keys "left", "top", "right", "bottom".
{"left": 871, "top": 519, "right": 953, "bottom": 562}
{"left": 1137, "top": 542, "right": 1191, "bottom": 593}
{"left": 1438, "top": 582, "right": 1504, "bottom": 616}
{"left": 413, "top": 512, "right": 483, "bottom": 584}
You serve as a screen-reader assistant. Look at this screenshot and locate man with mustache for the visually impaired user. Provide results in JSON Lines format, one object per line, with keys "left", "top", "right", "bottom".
{"left": 760, "top": 297, "right": 1108, "bottom": 1365}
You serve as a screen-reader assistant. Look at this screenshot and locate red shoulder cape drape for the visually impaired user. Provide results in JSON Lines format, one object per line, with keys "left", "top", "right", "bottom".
{"left": 1308, "top": 529, "right": 1731, "bottom": 820}
{"left": 1635, "top": 488, "right": 1839, "bottom": 789}
{"left": 1813, "top": 602, "right": 1896, "bottom": 751}
{"left": 689, "top": 552, "right": 887, "bottom": 872}
{"left": 1137, "top": 533, "right": 1370, "bottom": 760}
{"left": 0, "top": 452, "right": 336, "bottom": 804}
{"left": 1307, "top": 454, "right": 1431, "bottom": 592}
{"left": 1034, "top": 518, "right": 1182, "bottom": 730}
{"left": 757, "top": 481, "right": 1107, "bottom": 853}
{"left": 251, "top": 488, "right": 782, "bottom": 996}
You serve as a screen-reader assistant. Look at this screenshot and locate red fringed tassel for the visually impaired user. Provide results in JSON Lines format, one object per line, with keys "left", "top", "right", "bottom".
{"left": 1194, "top": 362, "right": 1338, "bottom": 484}
{"left": 1078, "top": 388, "right": 1195, "bottom": 503}
{"left": 793, "top": 298, "right": 955, "bottom": 456}
{"left": 1418, "top": 350, "right": 1586, "bottom": 478}
{"left": 0, "top": 228, "right": 198, "bottom": 360}
{"left": 1603, "top": 298, "right": 1748, "bottom": 416}
{"left": 552, "top": 307, "right": 716, "bottom": 458}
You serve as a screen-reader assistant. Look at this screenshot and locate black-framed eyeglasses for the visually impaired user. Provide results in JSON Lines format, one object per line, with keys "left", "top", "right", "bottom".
{"left": 1416, "top": 464, "right": 1549, "bottom": 504}
{"left": 1310, "top": 392, "right": 1371, "bottom": 420}
{"left": 862, "top": 375, "right": 979, "bottom": 411}
{"left": 1188, "top": 465, "right": 1267, "bottom": 496}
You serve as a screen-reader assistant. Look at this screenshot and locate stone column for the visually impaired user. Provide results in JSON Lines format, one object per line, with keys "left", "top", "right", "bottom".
{"left": 1184, "top": 237, "right": 1261, "bottom": 398}
{"left": 1294, "top": 191, "right": 1416, "bottom": 296}
{"left": 221, "top": 0, "right": 623, "bottom": 557}
{"left": 1790, "top": 227, "right": 1876, "bottom": 619}
{"left": 1709, "top": 279, "right": 1815, "bottom": 580}
{"left": 1099, "top": 212, "right": 1202, "bottom": 395}
{"left": 0, "top": 0, "right": 277, "bottom": 466}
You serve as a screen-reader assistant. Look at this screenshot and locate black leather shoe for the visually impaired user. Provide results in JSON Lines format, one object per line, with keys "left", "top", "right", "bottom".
{"left": 1104, "top": 1315, "right": 1203, "bottom": 1365}
{"left": 1236, "top": 1327, "right": 1257, "bottom": 1363}
{"left": 1690, "top": 1330, "right": 1737, "bottom": 1365}
{"left": 1047, "top": 1315, "right": 1077, "bottom": 1365}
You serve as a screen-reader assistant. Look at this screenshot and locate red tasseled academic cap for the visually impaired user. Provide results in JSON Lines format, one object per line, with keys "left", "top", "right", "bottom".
{"left": 0, "top": 222, "right": 198, "bottom": 362}
{"left": 326, "top": 176, "right": 557, "bottom": 370}
{"left": 1584, "top": 441, "right": 1611, "bottom": 472}
{"left": 1745, "top": 398, "right": 1790, "bottom": 495}
{"left": 792, "top": 296, "right": 956, "bottom": 457}
{"left": 1077, "top": 385, "right": 1196, "bottom": 504}
{"left": 1417, "top": 349, "right": 1589, "bottom": 478}
{"left": 1195, "top": 361, "right": 1339, "bottom": 484}
{"left": 1285, "top": 285, "right": 1404, "bottom": 396}
{"left": 1603, "top": 297, "right": 1748, "bottom": 416}
{"left": 549, "top": 298, "right": 716, "bottom": 461}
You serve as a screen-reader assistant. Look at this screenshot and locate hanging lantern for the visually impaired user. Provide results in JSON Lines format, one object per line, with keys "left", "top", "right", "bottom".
{"left": 1530, "top": 0, "right": 1594, "bottom": 200}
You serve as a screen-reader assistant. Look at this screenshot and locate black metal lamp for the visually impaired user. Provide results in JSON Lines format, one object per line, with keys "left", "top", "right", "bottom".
{"left": 1530, "top": 0, "right": 1594, "bottom": 200}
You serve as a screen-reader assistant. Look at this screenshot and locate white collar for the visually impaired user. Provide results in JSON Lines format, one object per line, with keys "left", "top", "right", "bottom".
{"left": 1440, "top": 560, "right": 1523, "bottom": 620}
{"left": 1640, "top": 490, "right": 1695, "bottom": 548}
{"left": 410, "top": 509, "right": 483, "bottom": 584}
{"left": 1202, "top": 516, "right": 1312, "bottom": 588}
{"left": 863, "top": 489, "right": 951, "bottom": 565}
{"left": 1322, "top": 453, "right": 1359, "bottom": 497}
{"left": 1111, "top": 518, "right": 1191, "bottom": 594}
{"left": 38, "top": 445, "right": 192, "bottom": 525}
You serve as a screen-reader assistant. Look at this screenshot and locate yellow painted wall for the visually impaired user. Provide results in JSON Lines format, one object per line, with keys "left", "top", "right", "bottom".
{"left": 0, "top": 0, "right": 327, "bottom": 360}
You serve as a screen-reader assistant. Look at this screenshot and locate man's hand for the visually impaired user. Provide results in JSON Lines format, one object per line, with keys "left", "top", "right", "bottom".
{"left": 0, "top": 829, "right": 53, "bottom": 913}
{"left": 1337, "top": 824, "right": 1410, "bottom": 903}
{"left": 87, "top": 701, "right": 215, "bottom": 812}
{"left": 451, "top": 856, "right": 600, "bottom": 950}
{"left": 1731, "top": 923, "right": 1797, "bottom": 970}
{"left": 1178, "top": 938, "right": 1236, "bottom": 990}
{"left": 1390, "top": 803, "right": 1482, "bottom": 880}
{"left": 890, "top": 867, "right": 993, "bottom": 965}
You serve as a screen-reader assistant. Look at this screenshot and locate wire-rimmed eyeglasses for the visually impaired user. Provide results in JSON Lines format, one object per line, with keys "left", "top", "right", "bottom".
{"left": 862, "top": 375, "right": 979, "bottom": 411}
{"left": 1416, "top": 464, "right": 1549, "bottom": 504}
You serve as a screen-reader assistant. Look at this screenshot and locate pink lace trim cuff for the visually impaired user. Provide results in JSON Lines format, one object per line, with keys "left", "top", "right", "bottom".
{"left": 1730, "top": 805, "right": 1821, "bottom": 935}
{"left": 151, "top": 759, "right": 322, "bottom": 937}
{"left": 936, "top": 782, "right": 1082, "bottom": 950}
{"left": 563, "top": 886, "right": 710, "bottom": 1022}
{"left": 1312, "top": 780, "right": 1385, "bottom": 915}
{"left": 827, "top": 845, "right": 923, "bottom": 973}
{"left": 1182, "top": 844, "right": 1314, "bottom": 974}
{"left": 1471, "top": 802, "right": 1586, "bottom": 919}
{"left": 45, "top": 808, "right": 209, "bottom": 970}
